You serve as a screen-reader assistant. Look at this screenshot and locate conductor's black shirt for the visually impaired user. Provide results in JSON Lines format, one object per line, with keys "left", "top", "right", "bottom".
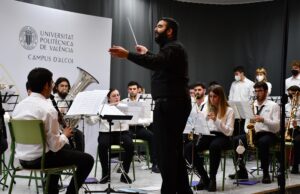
{"left": 127, "top": 40, "right": 189, "bottom": 100}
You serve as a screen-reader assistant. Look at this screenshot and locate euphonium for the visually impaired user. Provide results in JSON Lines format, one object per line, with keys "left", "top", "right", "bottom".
{"left": 247, "top": 98, "right": 256, "bottom": 148}
{"left": 63, "top": 67, "right": 99, "bottom": 128}
{"left": 285, "top": 91, "right": 299, "bottom": 141}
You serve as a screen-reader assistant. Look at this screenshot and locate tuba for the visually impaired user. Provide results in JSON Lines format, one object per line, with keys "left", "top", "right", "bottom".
{"left": 246, "top": 97, "right": 256, "bottom": 148}
{"left": 63, "top": 67, "right": 99, "bottom": 128}
{"left": 285, "top": 91, "right": 299, "bottom": 141}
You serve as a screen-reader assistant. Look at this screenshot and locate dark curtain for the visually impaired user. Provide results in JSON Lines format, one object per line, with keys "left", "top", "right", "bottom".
{"left": 16, "top": 0, "right": 300, "bottom": 96}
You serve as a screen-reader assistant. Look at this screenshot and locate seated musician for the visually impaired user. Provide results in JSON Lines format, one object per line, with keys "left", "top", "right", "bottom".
{"left": 251, "top": 82, "right": 280, "bottom": 183}
{"left": 97, "top": 88, "right": 134, "bottom": 184}
{"left": 121, "top": 81, "right": 159, "bottom": 173}
{"left": 52, "top": 77, "right": 85, "bottom": 152}
{"left": 286, "top": 85, "right": 300, "bottom": 174}
{"left": 184, "top": 84, "right": 234, "bottom": 192}
{"left": 12, "top": 67, "right": 94, "bottom": 194}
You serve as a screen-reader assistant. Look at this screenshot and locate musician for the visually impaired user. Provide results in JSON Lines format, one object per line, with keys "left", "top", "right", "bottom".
{"left": 286, "top": 60, "right": 300, "bottom": 93}
{"left": 189, "top": 84, "right": 195, "bottom": 99}
{"left": 97, "top": 89, "right": 134, "bottom": 184}
{"left": 252, "top": 82, "right": 280, "bottom": 183}
{"left": 121, "top": 81, "right": 159, "bottom": 173}
{"left": 12, "top": 67, "right": 94, "bottom": 194}
{"left": 185, "top": 85, "right": 234, "bottom": 191}
{"left": 286, "top": 85, "right": 300, "bottom": 174}
{"left": 52, "top": 77, "right": 85, "bottom": 152}
{"left": 183, "top": 82, "right": 207, "bottom": 144}
{"left": 255, "top": 67, "right": 272, "bottom": 95}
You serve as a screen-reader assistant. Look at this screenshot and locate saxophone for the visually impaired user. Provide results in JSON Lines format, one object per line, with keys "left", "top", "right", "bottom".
{"left": 285, "top": 91, "right": 299, "bottom": 141}
{"left": 247, "top": 98, "right": 256, "bottom": 148}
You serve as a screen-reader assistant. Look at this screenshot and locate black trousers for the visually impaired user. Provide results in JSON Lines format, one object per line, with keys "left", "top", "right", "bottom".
{"left": 129, "top": 125, "right": 157, "bottom": 165}
{"left": 185, "top": 133, "right": 231, "bottom": 179}
{"left": 255, "top": 132, "right": 278, "bottom": 173}
{"left": 69, "top": 129, "right": 85, "bottom": 152}
{"left": 97, "top": 131, "right": 134, "bottom": 177}
{"left": 153, "top": 98, "right": 192, "bottom": 194}
{"left": 20, "top": 146, "right": 94, "bottom": 194}
{"left": 293, "top": 130, "right": 300, "bottom": 166}
{"left": 233, "top": 119, "right": 246, "bottom": 136}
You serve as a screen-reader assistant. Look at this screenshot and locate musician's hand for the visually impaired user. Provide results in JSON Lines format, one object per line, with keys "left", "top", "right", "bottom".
{"left": 207, "top": 112, "right": 216, "bottom": 121}
{"left": 254, "top": 115, "right": 264, "bottom": 123}
{"left": 292, "top": 120, "right": 298, "bottom": 128}
{"left": 135, "top": 45, "right": 148, "bottom": 54}
{"left": 108, "top": 46, "right": 129, "bottom": 58}
{"left": 63, "top": 127, "right": 73, "bottom": 138}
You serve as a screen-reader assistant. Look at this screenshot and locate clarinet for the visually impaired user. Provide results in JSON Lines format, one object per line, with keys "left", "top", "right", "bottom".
{"left": 50, "top": 95, "right": 77, "bottom": 149}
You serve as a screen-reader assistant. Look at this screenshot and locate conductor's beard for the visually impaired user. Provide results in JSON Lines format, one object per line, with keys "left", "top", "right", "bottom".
{"left": 155, "top": 31, "right": 169, "bottom": 46}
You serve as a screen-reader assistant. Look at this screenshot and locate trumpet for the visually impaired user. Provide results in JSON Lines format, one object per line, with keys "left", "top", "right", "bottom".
{"left": 285, "top": 91, "right": 299, "bottom": 141}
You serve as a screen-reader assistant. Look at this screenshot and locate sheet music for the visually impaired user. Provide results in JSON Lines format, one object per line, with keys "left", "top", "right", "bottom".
{"left": 66, "top": 90, "right": 108, "bottom": 116}
{"left": 229, "top": 101, "right": 255, "bottom": 119}
{"left": 184, "top": 111, "right": 211, "bottom": 135}
{"left": 121, "top": 101, "right": 149, "bottom": 125}
{"left": 99, "top": 104, "right": 126, "bottom": 116}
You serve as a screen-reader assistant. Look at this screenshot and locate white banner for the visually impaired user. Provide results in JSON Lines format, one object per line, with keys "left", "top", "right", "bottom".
{"left": 0, "top": 0, "right": 112, "bottom": 99}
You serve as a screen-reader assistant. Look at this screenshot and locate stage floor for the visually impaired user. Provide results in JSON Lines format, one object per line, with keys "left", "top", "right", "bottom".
{"left": 1, "top": 155, "right": 300, "bottom": 194}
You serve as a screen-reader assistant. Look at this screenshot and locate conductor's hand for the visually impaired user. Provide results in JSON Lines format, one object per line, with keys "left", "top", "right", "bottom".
{"left": 63, "top": 127, "right": 73, "bottom": 138}
{"left": 109, "top": 46, "right": 129, "bottom": 58}
{"left": 135, "top": 45, "right": 148, "bottom": 54}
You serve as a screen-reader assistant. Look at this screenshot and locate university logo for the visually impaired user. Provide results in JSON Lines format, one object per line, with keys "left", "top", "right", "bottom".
{"left": 19, "top": 26, "right": 38, "bottom": 50}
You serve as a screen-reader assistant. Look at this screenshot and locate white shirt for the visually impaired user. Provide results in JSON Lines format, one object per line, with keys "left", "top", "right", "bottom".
{"left": 254, "top": 99, "right": 280, "bottom": 134}
{"left": 205, "top": 107, "right": 235, "bottom": 136}
{"left": 285, "top": 103, "right": 300, "bottom": 128}
{"left": 266, "top": 82, "right": 272, "bottom": 95}
{"left": 286, "top": 75, "right": 300, "bottom": 93}
{"left": 53, "top": 93, "right": 71, "bottom": 114}
{"left": 12, "top": 93, "right": 69, "bottom": 161}
{"left": 229, "top": 77, "right": 254, "bottom": 101}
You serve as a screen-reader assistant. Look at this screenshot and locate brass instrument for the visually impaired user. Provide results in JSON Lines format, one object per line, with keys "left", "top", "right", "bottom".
{"left": 247, "top": 98, "right": 256, "bottom": 148}
{"left": 63, "top": 67, "right": 99, "bottom": 128}
{"left": 285, "top": 91, "right": 299, "bottom": 141}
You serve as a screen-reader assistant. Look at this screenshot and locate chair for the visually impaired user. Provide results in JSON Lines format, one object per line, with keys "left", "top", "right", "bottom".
{"left": 132, "top": 138, "right": 150, "bottom": 169}
{"left": 8, "top": 119, "right": 78, "bottom": 194}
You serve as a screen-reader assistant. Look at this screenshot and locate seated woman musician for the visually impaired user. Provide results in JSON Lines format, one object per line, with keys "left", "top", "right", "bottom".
{"left": 184, "top": 84, "right": 234, "bottom": 192}
{"left": 97, "top": 88, "right": 134, "bottom": 184}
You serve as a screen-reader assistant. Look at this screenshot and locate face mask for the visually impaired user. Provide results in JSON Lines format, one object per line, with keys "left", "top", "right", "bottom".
{"left": 291, "top": 69, "right": 299, "bottom": 76}
{"left": 234, "top": 75, "right": 241, "bottom": 81}
{"left": 256, "top": 75, "right": 264, "bottom": 82}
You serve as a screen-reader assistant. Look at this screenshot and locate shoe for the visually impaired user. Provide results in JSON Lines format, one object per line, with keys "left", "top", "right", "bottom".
{"left": 195, "top": 178, "right": 209, "bottom": 190}
{"left": 228, "top": 169, "right": 248, "bottom": 180}
{"left": 291, "top": 166, "right": 299, "bottom": 174}
{"left": 120, "top": 174, "right": 132, "bottom": 184}
{"left": 151, "top": 164, "right": 160, "bottom": 173}
{"left": 207, "top": 178, "right": 216, "bottom": 192}
{"left": 262, "top": 173, "right": 271, "bottom": 184}
{"left": 99, "top": 176, "right": 109, "bottom": 184}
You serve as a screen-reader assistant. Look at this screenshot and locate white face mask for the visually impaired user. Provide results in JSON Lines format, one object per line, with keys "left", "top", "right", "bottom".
{"left": 234, "top": 75, "right": 241, "bottom": 81}
{"left": 256, "top": 75, "right": 264, "bottom": 82}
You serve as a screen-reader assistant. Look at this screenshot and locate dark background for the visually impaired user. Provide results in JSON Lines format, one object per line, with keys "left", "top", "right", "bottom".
{"left": 17, "top": 0, "right": 300, "bottom": 97}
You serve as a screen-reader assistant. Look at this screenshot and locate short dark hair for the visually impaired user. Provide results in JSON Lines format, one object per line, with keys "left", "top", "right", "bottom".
{"left": 127, "top": 81, "right": 139, "bottom": 88}
{"left": 27, "top": 67, "right": 52, "bottom": 93}
{"left": 254, "top": 81, "right": 268, "bottom": 91}
{"left": 25, "top": 81, "right": 31, "bottom": 91}
{"left": 193, "top": 82, "right": 206, "bottom": 89}
{"left": 287, "top": 85, "right": 300, "bottom": 92}
{"left": 160, "top": 17, "right": 178, "bottom": 40}
{"left": 233, "top": 66, "right": 245, "bottom": 73}
{"left": 53, "top": 77, "right": 71, "bottom": 94}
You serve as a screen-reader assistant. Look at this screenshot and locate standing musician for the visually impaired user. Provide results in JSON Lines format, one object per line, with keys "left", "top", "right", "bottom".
{"left": 12, "top": 67, "right": 94, "bottom": 194}
{"left": 52, "top": 77, "right": 85, "bottom": 152}
{"left": 286, "top": 60, "right": 300, "bottom": 93}
{"left": 286, "top": 85, "right": 300, "bottom": 174}
{"left": 97, "top": 89, "right": 134, "bottom": 184}
{"left": 121, "top": 81, "right": 159, "bottom": 173}
{"left": 185, "top": 85, "right": 234, "bottom": 192}
{"left": 251, "top": 82, "right": 280, "bottom": 183}
{"left": 255, "top": 67, "right": 272, "bottom": 95}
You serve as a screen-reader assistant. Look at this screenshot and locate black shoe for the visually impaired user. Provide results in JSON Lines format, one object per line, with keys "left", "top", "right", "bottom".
{"left": 208, "top": 178, "right": 216, "bottom": 192}
{"left": 99, "top": 176, "right": 109, "bottom": 184}
{"left": 262, "top": 173, "right": 271, "bottom": 184}
{"left": 151, "top": 164, "right": 160, "bottom": 173}
{"left": 291, "top": 166, "right": 299, "bottom": 174}
{"left": 120, "top": 174, "right": 132, "bottom": 184}
{"left": 196, "top": 178, "right": 209, "bottom": 190}
{"left": 228, "top": 169, "right": 248, "bottom": 180}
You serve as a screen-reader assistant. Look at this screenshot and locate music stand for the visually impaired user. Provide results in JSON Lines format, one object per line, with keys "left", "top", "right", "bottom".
{"left": 85, "top": 114, "right": 140, "bottom": 194}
